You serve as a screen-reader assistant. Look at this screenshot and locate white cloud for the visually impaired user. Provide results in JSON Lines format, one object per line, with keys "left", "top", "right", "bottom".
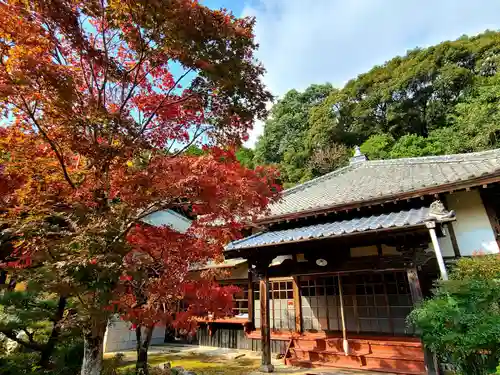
{"left": 242, "top": 0, "right": 500, "bottom": 147}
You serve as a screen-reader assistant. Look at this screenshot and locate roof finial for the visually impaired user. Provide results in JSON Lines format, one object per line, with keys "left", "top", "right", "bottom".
{"left": 350, "top": 146, "right": 367, "bottom": 164}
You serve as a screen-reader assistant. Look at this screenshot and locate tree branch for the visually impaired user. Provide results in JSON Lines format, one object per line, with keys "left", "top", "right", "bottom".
{"left": 171, "top": 125, "right": 212, "bottom": 157}
{"left": 135, "top": 68, "right": 194, "bottom": 139}
{"left": 136, "top": 93, "right": 197, "bottom": 142}
{"left": 111, "top": 203, "right": 165, "bottom": 244}
{"left": 1, "top": 329, "right": 45, "bottom": 352}
{"left": 19, "top": 97, "right": 76, "bottom": 189}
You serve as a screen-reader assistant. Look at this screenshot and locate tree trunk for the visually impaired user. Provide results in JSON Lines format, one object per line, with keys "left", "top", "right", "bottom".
{"left": 135, "top": 324, "right": 154, "bottom": 375}
{"left": 39, "top": 295, "right": 67, "bottom": 368}
{"left": 80, "top": 320, "right": 107, "bottom": 375}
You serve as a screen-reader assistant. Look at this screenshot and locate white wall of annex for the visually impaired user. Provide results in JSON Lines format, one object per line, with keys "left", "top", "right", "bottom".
{"left": 437, "top": 190, "right": 500, "bottom": 256}
{"left": 103, "top": 317, "right": 165, "bottom": 353}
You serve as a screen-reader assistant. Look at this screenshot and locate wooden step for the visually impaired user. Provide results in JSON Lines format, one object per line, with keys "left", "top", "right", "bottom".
{"left": 291, "top": 338, "right": 424, "bottom": 358}
{"left": 295, "top": 337, "right": 423, "bottom": 347}
{"left": 290, "top": 348, "right": 425, "bottom": 362}
{"left": 286, "top": 359, "right": 426, "bottom": 375}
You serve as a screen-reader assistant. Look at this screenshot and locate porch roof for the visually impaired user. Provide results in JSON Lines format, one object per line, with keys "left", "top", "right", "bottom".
{"left": 226, "top": 207, "right": 432, "bottom": 251}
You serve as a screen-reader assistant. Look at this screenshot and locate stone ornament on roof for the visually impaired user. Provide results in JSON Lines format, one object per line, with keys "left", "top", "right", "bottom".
{"left": 427, "top": 200, "right": 456, "bottom": 221}
{"left": 350, "top": 146, "right": 367, "bottom": 164}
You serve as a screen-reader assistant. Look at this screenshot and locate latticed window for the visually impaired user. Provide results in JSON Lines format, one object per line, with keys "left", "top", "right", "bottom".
{"left": 232, "top": 285, "right": 249, "bottom": 316}
{"left": 300, "top": 271, "right": 413, "bottom": 335}
{"left": 254, "top": 279, "right": 295, "bottom": 330}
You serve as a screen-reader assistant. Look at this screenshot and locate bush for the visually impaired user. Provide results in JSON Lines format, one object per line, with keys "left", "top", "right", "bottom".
{"left": 408, "top": 254, "right": 500, "bottom": 375}
{"left": 0, "top": 353, "right": 39, "bottom": 375}
{"left": 0, "top": 336, "right": 84, "bottom": 375}
{"left": 51, "top": 337, "right": 84, "bottom": 375}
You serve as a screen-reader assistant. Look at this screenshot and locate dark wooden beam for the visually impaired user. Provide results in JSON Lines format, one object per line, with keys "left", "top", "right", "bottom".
{"left": 250, "top": 256, "right": 275, "bottom": 373}
{"left": 381, "top": 273, "right": 394, "bottom": 335}
{"left": 248, "top": 269, "right": 254, "bottom": 326}
{"left": 446, "top": 223, "right": 461, "bottom": 258}
{"left": 292, "top": 276, "right": 302, "bottom": 333}
{"left": 259, "top": 275, "right": 273, "bottom": 372}
{"left": 438, "top": 194, "right": 461, "bottom": 258}
{"left": 479, "top": 189, "right": 500, "bottom": 247}
{"left": 407, "top": 268, "right": 423, "bottom": 303}
{"left": 407, "top": 268, "right": 440, "bottom": 375}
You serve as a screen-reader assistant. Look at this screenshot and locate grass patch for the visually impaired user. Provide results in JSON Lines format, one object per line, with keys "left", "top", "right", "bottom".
{"left": 109, "top": 353, "right": 260, "bottom": 375}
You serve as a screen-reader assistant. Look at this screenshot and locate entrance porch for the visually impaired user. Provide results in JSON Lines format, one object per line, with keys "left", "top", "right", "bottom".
{"left": 225, "top": 204, "right": 454, "bottom": 374}
{"left": 249, "top": 270, "right": 428, "bottom": 374}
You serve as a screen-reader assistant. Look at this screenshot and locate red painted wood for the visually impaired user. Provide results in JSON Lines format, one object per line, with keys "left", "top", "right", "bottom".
{"left": 248, "top": 329, "right": 422, "bottom": 344}
{"left": 284, "top": 334, "right": 426, "bottom": 375}
{"left": 287, "top": 359, "right": 426, "bottom": 375}
{"left": 196, "top": 317, "right": 249, "bottom": 325}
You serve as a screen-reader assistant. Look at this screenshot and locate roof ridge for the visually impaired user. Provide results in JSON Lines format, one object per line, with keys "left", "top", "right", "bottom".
{"left": 282, "top": 149, "right": 500, "bottom": 197}
{"left": 282, "top": 163, "right": 359, "bottom": 196}
{"left": 224, "top": 231, "right": 265, "bottom": 250}
{"left": 365, "top": 148, "right": 500, "bottom": 166}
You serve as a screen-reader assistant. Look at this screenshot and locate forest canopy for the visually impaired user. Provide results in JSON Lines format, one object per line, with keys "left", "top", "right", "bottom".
{"left": 254, "top": 30, "right": 500, "bottom": 187}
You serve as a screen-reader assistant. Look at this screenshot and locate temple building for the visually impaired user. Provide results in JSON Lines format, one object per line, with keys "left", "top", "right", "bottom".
{"left": 105, "top": 148, "right": 500, "bottom": 374}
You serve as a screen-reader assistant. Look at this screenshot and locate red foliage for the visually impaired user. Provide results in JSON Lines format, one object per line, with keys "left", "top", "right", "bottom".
{"left": 0, "top": 0, "right": 278, "bottom": 335}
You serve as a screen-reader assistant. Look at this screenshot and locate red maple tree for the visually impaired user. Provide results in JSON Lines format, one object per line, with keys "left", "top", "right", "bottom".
{"left": 0, "top": 1, "right": 278, "bottom": 374}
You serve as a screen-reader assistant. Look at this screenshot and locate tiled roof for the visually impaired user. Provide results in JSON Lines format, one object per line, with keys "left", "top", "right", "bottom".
{"left": 227, "top": 207, "right": 431, "bottom": 251}
{"left": 266, "top": 149, "right": 500, "bottom": 221}
{"left": 189, "top": 258, "right": 246, "bottom": 270}
{"left": 142, "top": 209, "right": 192, "bottom": 233}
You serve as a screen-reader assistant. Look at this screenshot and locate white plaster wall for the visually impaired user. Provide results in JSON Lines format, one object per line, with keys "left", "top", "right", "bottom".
{"left": 431, "top": 228, "right": 456, "bottom": 258}
{"left": 433, "top": 190, "right": 500, "bottom": 257}
{"left": 103, "top": 317, "right": 165, "bottom": 353}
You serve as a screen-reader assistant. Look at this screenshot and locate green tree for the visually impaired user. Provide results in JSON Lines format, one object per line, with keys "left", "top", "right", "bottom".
{"left": 235, "top": 147, "right": 255, "bottom": 169}
{"left": 256, "top": 30, "right": 500, "bottom": 182}
{"left": 389, "top": 134, "right": 446, "bottom": 158}
{"left": 254, "top": 83, "right": 336, "bottom": 184}
{"left": 408, "top": 255, "right": 500, "bottom": 375}
{"left": 451, "top": 74, "right": 500, "bottom": 151}
{"left": 0, "top": 286, "right": 74, "bottom": 369}
{"left": 359, "top": 134, "right": 395, "bottom": 160}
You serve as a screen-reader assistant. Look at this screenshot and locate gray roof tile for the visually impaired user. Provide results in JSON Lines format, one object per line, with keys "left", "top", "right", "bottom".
{"left": 227, "top": 207, "right": 430, "bottom": 251}
{"left": 266, "top": 149, "right": 500, "bottom": 220}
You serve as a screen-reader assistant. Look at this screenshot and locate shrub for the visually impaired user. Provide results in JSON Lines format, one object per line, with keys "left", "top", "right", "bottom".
{"left": 0, "top": 336, "right": 84, "bottom": 375}
{"left": 51, "top": 337, "right": 84, "bottom": 375}
{"left": 0, "top": 352, "right": 39, "bottom": 375}
{"left": 408, "top": 254, "right": 500, "bottom": 375}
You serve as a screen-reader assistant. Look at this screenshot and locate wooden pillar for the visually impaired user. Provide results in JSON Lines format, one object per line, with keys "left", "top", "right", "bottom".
{"left": 259, "top": 272, "right": 274, "bottom": 372}
{"left": 407, "top": 268, "right": 423, "bottom": 303}
{"left": 248, "top": 269, "right": 254, "bottom": 325}
{"left": 337, "top": 275, "right": 349, "bottom": 355}
{"left": 479, "top": 188, "right": 500, "bottom": 247}
{"left": 426, "top": 221, "right": 448, "bottom": 280}
{"left": 407, "top": 268, "right": 440, "bottom": 375}
{"left": 446, "top": 223, "right": 461, "bottom": 258}
{"left": 292, "top": 276, "right": 302, "bottom": 333}
{"left": 439, "top": 196, "right": 461, "bottom": 258}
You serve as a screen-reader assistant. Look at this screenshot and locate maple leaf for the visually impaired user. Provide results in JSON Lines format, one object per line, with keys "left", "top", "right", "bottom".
{"left": 0, "top": 1, "right": 278, "bottom": 373}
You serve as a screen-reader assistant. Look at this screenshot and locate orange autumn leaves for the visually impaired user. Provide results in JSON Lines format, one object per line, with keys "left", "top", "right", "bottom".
{"left": 0, "top": 0, "right": 277, "bottom": 346}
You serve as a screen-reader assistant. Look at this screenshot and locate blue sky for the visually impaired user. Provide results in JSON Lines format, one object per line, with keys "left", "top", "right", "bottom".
{"left": 202, "top": 0, "right": 500, "bottom": 146}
